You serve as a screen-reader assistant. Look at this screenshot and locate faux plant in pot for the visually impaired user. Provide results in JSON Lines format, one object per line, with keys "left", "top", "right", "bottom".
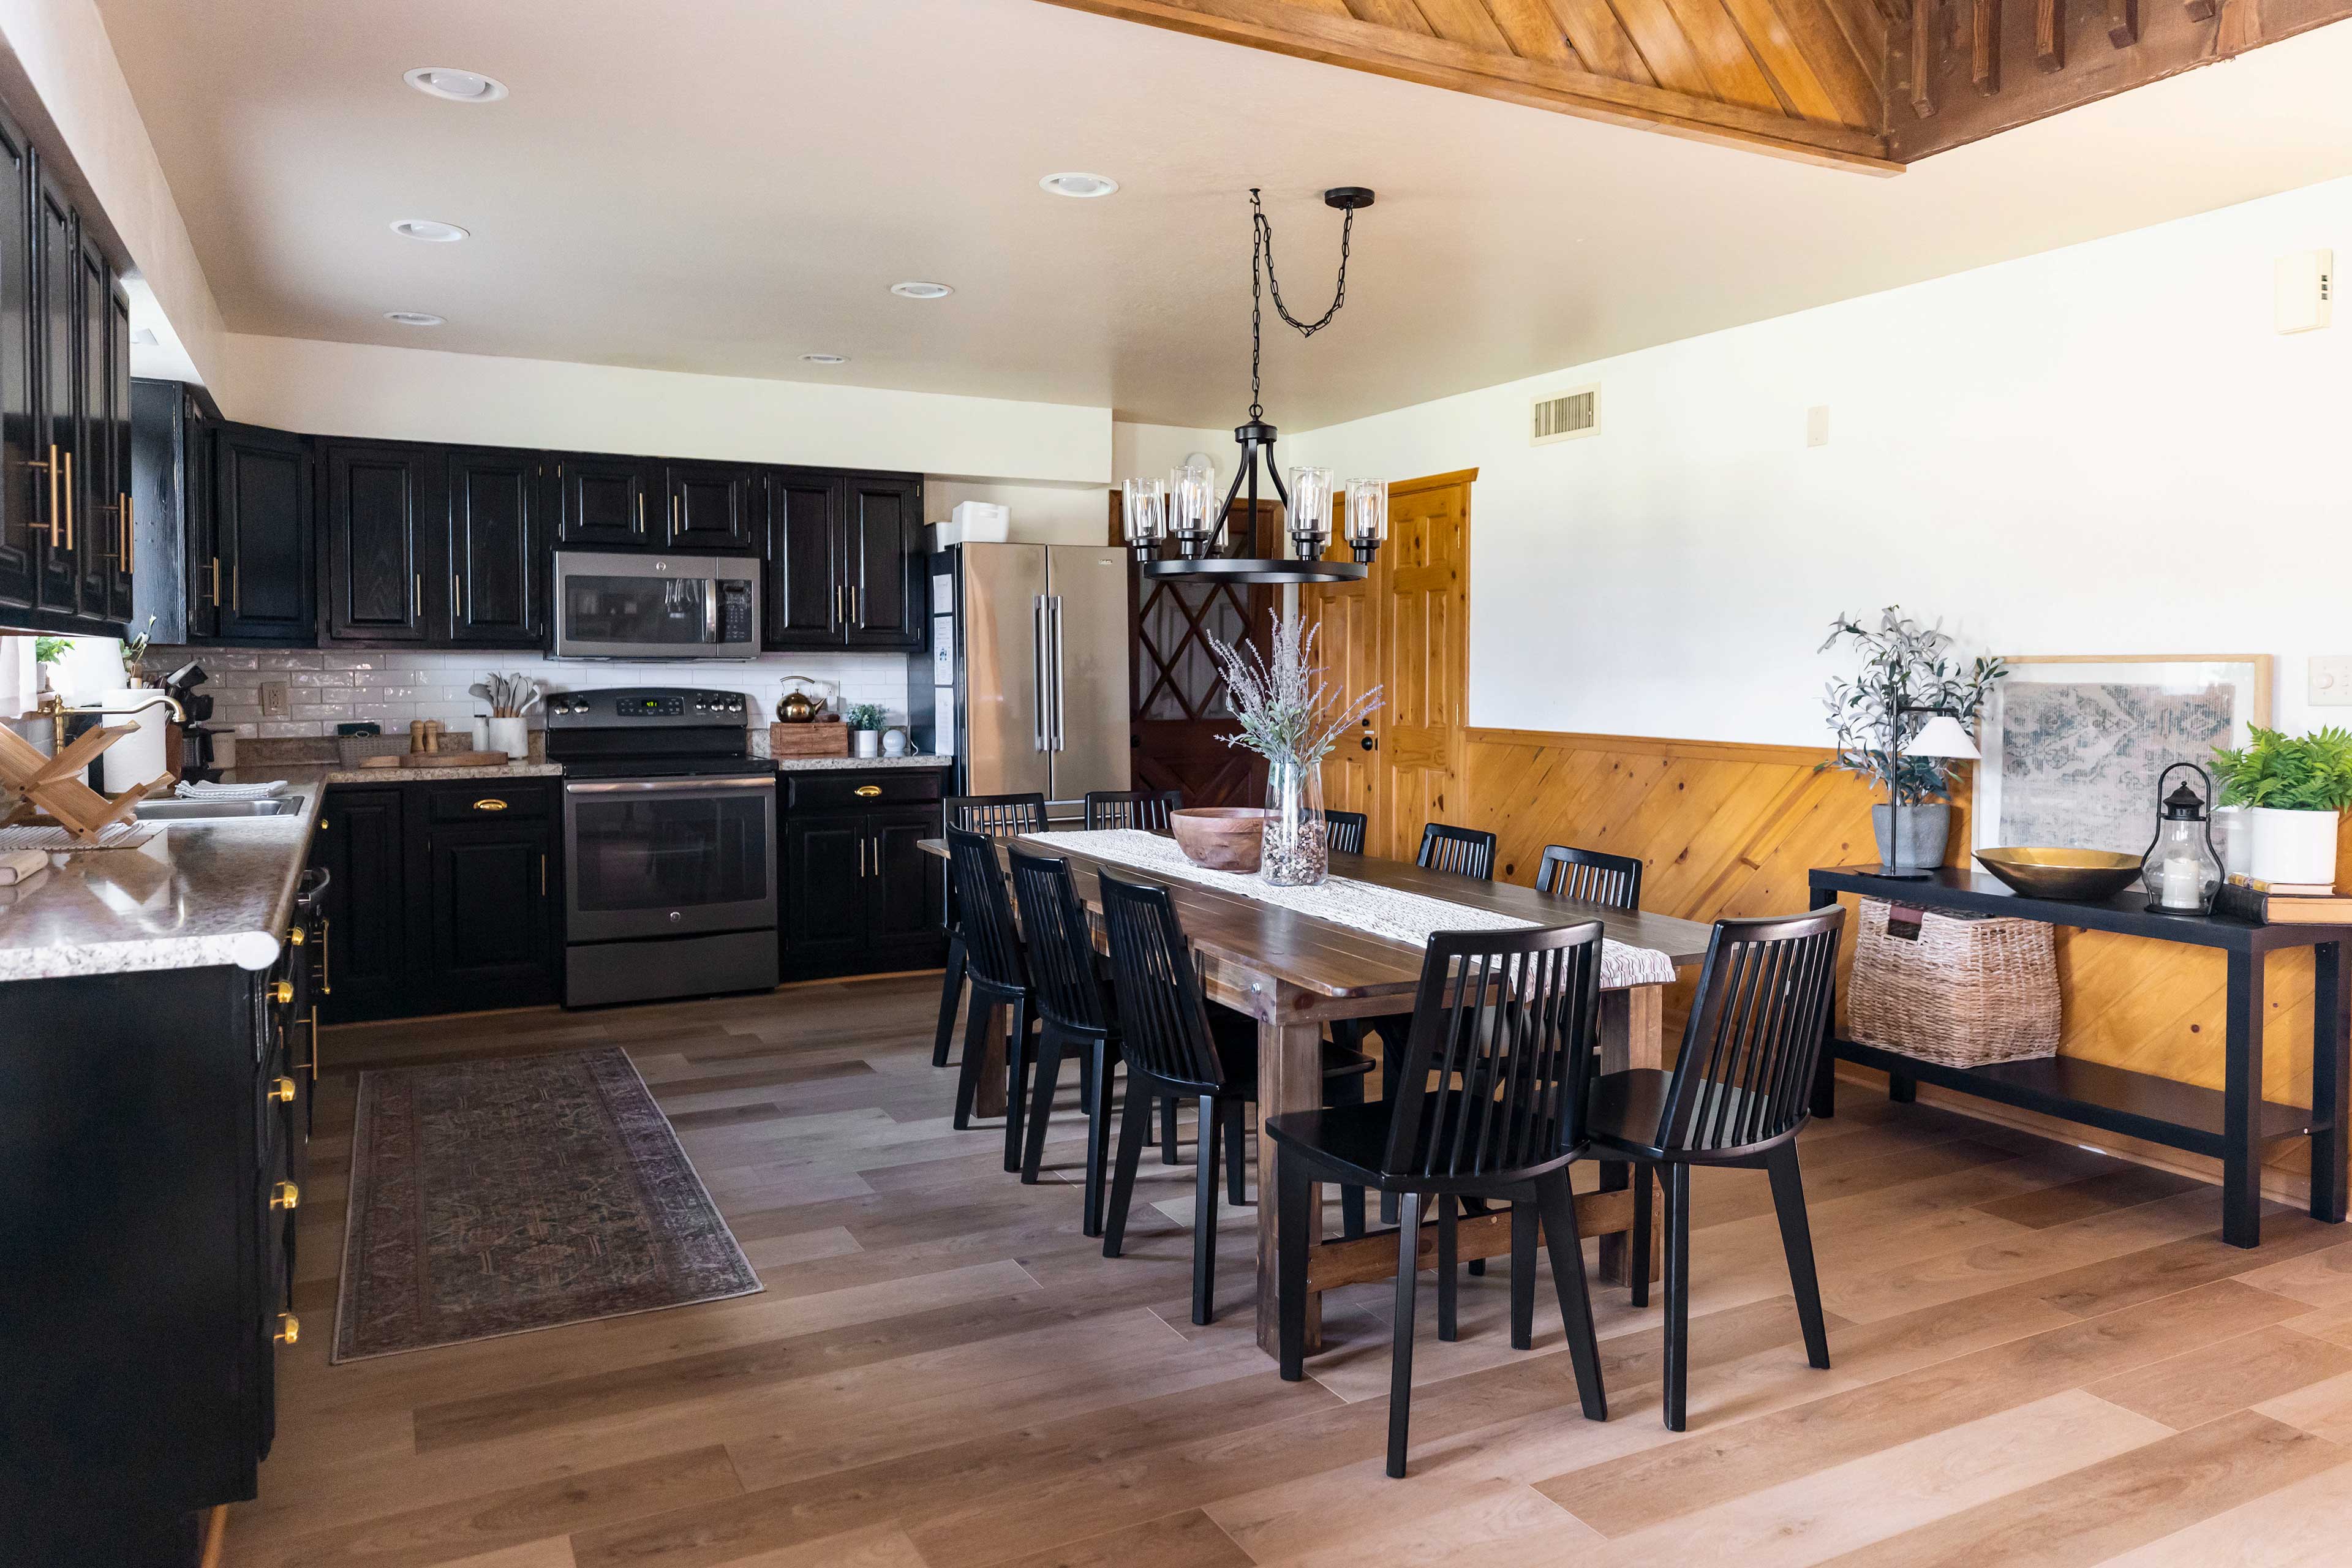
{"left": 845, "top": 703, "right": 887, "bottom": 759}
{"left": 2210, "top": 726, "right": 2352, "bottom": 886}
{"left": 1818, "top": 608, "right": 2005, "bottom": 872}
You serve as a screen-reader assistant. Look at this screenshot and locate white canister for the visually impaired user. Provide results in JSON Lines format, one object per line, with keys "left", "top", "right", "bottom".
{"left": 2245, "top": 806, "right": 2342, "bottom": 887}
{"left": 472, "top": 717, "right": 492, "bottom": 751}
{"left": 486, "top": 716, "right": 529, "bottom": 761}
{"left": 99, "top": 687, "right": 171, "bottom": 790}
{"left": 853, "top": 728, "right": 880, "bottom": 758}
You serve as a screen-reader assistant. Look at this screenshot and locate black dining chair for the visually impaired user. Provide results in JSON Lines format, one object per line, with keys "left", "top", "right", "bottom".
{"left": 1009, "top": 848, "right": 1126, "bottom": 1236}
{"left": 933, "top": 794, "right": 1048, "bottom": 1069}
{"left": 1536, "top": 844, "right": 1644, "bottom": 910}
{"left": 1592, "top": 906, "right": 1845, "bottom": 1430}
{"left": 1325, "top": 810, "right": 1368, "bottom": 856}
{"left": 1270, "top": 920, "right": 1613, "bottom": 1477}
{"left": 944, "top": 826, "right": 1042, "bottom": 1172}
{"left": 1417, "top": 822, "right": 1497, "bottom": 880}
{"left": 1097, "top": 868, "right": 1374, "bottom": 1325}
{"left": 1084, "top": 788, "right": 1183, "bottom": 832}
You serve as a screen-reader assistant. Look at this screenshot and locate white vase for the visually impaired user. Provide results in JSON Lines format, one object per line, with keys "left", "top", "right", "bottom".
{"left": 486, "top": 716, "right": 529, "bottom": 760}
{"left": 2245, "top": 807, "right": 2340, "bottom": 886}
{"left": 853, "top": 728, "right": 880, "bottom": 758}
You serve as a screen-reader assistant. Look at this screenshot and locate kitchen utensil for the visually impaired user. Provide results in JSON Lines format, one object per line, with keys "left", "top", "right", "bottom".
{"left": 1973, "top": 848, "right": 2145, "bottom": 902}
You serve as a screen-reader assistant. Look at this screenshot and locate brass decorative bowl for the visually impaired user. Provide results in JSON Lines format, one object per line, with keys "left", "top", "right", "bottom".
{"left": 1974, "top": 847, "right": 2144, "bottom": 902}
{"left": 1169, "top": 807, "right": 1267, "bottom": 872}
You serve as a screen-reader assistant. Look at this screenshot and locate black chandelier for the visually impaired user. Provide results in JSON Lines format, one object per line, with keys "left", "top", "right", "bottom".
{"left": 1126, "top": 187, "right": 1387, "bottom": 586}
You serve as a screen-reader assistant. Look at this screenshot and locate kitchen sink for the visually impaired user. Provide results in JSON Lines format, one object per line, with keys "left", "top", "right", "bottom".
{"left": 133, "top": 797, "right": 303, "bottom": 820}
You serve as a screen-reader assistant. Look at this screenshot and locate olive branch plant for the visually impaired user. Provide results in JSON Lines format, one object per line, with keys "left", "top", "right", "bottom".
{"left": 1206, "top": 612, "right": 1382, "bottom": 769}
{"left": 1818, "top": 607, "right": 2005, "bottom": 805}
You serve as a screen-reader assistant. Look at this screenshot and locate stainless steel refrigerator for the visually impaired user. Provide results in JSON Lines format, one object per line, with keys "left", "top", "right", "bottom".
{"left": 924, "top": 543, "right": 1129, "bottom": 813}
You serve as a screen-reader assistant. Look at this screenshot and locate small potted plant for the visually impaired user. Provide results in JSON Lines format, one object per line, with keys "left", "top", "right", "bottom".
{"left": 33, "top": 634, "right": 70, "bottom": 697}
{"left": 845, "top": 703, "right": 887, "bottom": 759}
{"left": 2210, "top": 726, "right": 2352, "bottom": 886}
{"left": 1819, "top": 608, "right": 2004, "bottom": 870}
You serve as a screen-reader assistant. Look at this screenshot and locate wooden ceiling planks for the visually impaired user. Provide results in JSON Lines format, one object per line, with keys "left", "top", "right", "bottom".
{"left": 1038, "top": 0, "right": 1902, "bottom": 170}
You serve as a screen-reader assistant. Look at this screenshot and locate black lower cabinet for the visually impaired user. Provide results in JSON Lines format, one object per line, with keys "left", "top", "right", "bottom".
{"left": 780, "top": 769, "right": 948, "bottom": 981}
{"left": 3, "top": 949, "right": 308, "bottom": 1564}
{"left": 314, "top": 779, "right": 559, "bottom": 1022}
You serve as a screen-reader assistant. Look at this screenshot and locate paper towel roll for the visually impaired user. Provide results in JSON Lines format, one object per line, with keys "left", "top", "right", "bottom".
{"left": 99, "top": 687, "right": 171, "bottom": 791}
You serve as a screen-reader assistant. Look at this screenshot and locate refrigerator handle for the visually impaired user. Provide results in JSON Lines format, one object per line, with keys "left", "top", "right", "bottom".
{"left": 1032, "top": 595, "right": 1050, "bottom": 753}
{"left": 1049, "top": 595, "right": 1067, "bottom": 752}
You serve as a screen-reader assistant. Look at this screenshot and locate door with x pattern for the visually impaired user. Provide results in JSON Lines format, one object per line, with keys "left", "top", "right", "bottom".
{"left": 1120, "top": 497, "right": 1281, "bottom": 810}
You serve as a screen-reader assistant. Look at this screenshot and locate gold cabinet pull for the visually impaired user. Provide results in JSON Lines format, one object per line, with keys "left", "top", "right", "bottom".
{"left": 308, "top": 1005, "right": 320, "bottom": 1080}
{"left": 412, "top": 571, "right": 421, "bottom": 619}
{"left": 320, "top": 915, "right": 332, "bottom": 995}
{"left": 453, "top": 570, "right": 462, "bottom": 622}
{"left": 29, "top": 443, "right": 56, "bottom": 544}
{"left": 635, "top": 491, "right": 644, "bottom": 532}
{"left": 61, "top": 448, "right": 70, "bottom": 546}
{"left": 121, "top": 491, "right": 130, "bottom": 567}
{"left": 854, "top": 784, "right": 882, "bottom": 797}
{"left": 473, "top": 797, "right": 508, "bottom": 812}
{"left": 271, "top": 979, "right": 294, "bottom": 1005}
{"left": 268, "top": 1075, "right": 296, "bottom": 1104}
{"left": 269, "top": 1180, "right": 300, "bottom": 1212}
{"left": 206, "top": 554, "right": 222, "bottom": 607}
{"left": 287, "top": 925, "right": 306, "bottom": 946}
{"left": 540, "top": 853, "right": 546, "bottom": 895}
{"left": 274, "top": 1313, "right": 300, "bottom": 1346}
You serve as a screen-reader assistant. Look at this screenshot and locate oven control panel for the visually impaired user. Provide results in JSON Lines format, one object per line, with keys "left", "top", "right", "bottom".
{"left": 546, "top": 688, "right": 749, "bottom": 726}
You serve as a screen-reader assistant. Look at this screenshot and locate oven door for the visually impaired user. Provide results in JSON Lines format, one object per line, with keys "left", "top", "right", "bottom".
{"left": 564, "top": 775, "right": 778, "bottom": 943}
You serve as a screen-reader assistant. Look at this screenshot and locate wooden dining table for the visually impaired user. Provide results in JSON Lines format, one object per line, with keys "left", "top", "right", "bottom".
{"left": 921, "top": 832, "right": 1716, "bottom": 1357}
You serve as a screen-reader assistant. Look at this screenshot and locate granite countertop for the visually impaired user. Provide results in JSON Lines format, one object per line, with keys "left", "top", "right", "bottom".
{"left": 772, "top": 755, "right": 952, "bottom": 772}
{"left": 0, "top": 767, "right": 328, "bottom": 983}
{"left": 322, "top": 761, "right": 564, "bottom": 785}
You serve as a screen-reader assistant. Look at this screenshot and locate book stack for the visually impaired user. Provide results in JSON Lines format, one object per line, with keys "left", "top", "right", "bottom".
{"left": 2213, "top": 874, "right": 2352, "bottom": 926}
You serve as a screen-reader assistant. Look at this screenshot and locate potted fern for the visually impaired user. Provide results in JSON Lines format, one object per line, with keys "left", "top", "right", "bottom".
{"left": 2210, "top": 726, "right": 2352, "bottom": 887}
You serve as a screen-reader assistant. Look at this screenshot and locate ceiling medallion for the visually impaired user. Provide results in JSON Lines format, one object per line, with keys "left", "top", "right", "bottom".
{"left": 1127, "top": 187, "right": 1386, "bottom": 586}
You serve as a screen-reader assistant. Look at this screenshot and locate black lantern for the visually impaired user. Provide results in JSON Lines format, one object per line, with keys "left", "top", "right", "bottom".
{"left": 2140, "top": 762, "right": 2225, "bottom": 914}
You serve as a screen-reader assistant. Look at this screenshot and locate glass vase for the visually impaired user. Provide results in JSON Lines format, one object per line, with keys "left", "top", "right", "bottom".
{"left": 1261, "top": 760, "right": 1329, "bottom": 886}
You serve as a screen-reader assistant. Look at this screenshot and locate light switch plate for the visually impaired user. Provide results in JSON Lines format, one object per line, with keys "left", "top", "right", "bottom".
{"left": 2310, "top": 656, "right": 2352, "bottom": 706}
{"left": 260, "top": 679, "right": 290, "bottom": 718}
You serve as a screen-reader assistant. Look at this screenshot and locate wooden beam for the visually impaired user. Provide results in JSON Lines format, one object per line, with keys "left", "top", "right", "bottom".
{"left": 2036, "top": 0, "right": 2066, "bottom": 66}
{"left": 2217, "top": 0, "right": 2263, "bottom": 48}
{"left": 1909, "top": 0, "right": 1936, "bottom": 116}
{"left": 1973, "top": 0, "right": 2000, "bottom": 91}
{"left": 2108, "top": 0, "right": 2140, "bottom": 43}
{"left": 1036, "top": 0, "right": 1903, "bottom": 172}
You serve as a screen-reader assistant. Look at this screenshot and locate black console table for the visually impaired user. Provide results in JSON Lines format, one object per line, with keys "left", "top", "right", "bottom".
{"left": 1807, "top": 865, "right": 2350, "bottom": 1250}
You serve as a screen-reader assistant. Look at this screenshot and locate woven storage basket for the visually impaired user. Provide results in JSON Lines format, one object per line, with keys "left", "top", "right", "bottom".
{"left": 1849, "top": 896, "right": 2059, "bottom": 1068}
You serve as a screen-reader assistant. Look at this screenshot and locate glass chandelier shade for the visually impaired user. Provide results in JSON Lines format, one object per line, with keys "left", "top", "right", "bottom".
{"left": 1285, "top": 466, "right": 1335, "bottom": 560}
{"left": 1123, "top": 477, "right": 1167, "bottom": 560}
{"left": 1345, "top": 478, "right": 1388, "bottom": 563}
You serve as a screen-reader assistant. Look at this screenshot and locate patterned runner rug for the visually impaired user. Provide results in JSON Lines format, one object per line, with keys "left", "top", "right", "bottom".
{"left": 333, "top": 1046, "right": 760, "bottom": 1362}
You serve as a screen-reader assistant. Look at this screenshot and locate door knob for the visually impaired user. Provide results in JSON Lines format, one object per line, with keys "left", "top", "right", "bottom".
{"left": 1360, "top": 734, "right": 1376, "bottom": 751}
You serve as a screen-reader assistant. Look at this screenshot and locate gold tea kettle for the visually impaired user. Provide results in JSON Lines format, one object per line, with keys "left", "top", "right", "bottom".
{"left": 777, "top": 677, "right": 830, "bottom": 723}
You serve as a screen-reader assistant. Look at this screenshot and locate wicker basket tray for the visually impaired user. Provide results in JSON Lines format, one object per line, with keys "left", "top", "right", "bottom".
{"left": 1849, "top": 897, "right": 2059, "bottom": 1069}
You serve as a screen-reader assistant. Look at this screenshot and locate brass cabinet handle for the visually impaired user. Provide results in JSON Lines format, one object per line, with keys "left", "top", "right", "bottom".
{"left": 848, "top": 585, "right": 859, "bottom": 626}
{"left": 636, "top": 491, "right": 644, "bottom": 533}
{"left": 474, "top": 797, "right": 508, "bottom": 812}
{"left": 320, "top": 915, "right": 332, "bottom": 995}
{"left": 61, "top": 449, "right": 70, "bottom": 546}
{"left": 854, "top": 784, "right": 882, "bottom": 797}
{"left": 287, "top": 925, "right": 306, "bottom": 946}
{"left": 268, "top": 1076, "right": 296, "bottom": 1104}
{"left": 274, "top": 1312, "right": 300, "bottom": 1346}
{"left": 270, "top": 1180, "right": 300, "bottom": 1212}
{"left": 122, "top": 491, "right": 130, "bottom": 567}
{"left": 859, "top": 835, "right": 867, "bottom": 878}
{"left": 271, "top": 979, "right": 294, "bottom": 1005}
{"left": 206, "top": 555, "right": 222, "bottom": 607}
{"left": 308, "top": 1005, "right": 320, "bottom": 1080}
{"left": 453, "top": 571, "right": 462, "bottom": 622}
{"left": 31, "top": 443, "right": 56, "bottom": 544}
{"left": 412, "top": 572, "right": 421, "bottom": 619}
{"left": 540, "top": 853, "right": 547, "bottom": 895}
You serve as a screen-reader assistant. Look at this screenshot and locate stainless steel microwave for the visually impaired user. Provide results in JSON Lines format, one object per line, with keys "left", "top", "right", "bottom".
{"left": 552, "top": 552, "right": 761, "bottom": 660}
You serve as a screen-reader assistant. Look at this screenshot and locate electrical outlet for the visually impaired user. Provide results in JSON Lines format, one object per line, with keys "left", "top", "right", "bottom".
{"left": 2310, "top": 656, "right": 2352, "bottom": 706}
{"left": 1806, "top": 405, "right": 1831, "bottom": 447}
{"left": 260, "top": 680, "right": 290, "bottom": 718}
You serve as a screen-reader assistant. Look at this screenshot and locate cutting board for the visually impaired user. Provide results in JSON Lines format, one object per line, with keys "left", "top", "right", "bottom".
{"left": 359, "top": 750, "right": 513, "bottom": 770}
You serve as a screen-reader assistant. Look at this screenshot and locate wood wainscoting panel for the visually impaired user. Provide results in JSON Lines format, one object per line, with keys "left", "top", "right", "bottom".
{"left": 1459, "top": 726, "right": 2323, "bottom": 1191}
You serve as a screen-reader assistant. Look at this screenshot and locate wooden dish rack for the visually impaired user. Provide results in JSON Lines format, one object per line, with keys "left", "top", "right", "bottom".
{"left": 0, "top": 718, "right": 171, "bottom": 843}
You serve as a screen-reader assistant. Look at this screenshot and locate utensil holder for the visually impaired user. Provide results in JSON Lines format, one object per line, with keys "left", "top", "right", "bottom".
{"left": 487, "top": 717, "right": 529, "bottom": 759}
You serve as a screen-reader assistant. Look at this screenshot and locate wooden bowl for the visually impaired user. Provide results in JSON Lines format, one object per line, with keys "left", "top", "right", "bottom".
{"left": 1169, "top": 807, "right": 1267, "bottom": 872}
{"left": 1974, "top": 847, "right": 2144, "bottom": 902}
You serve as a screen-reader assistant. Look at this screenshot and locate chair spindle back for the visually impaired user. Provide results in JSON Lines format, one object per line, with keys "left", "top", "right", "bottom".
{"left": 1656, "top": 907, "right": 1847, "bottom": 1155}
{"left": 1097, "top": 868, "right": 1226, "bottom": 1093}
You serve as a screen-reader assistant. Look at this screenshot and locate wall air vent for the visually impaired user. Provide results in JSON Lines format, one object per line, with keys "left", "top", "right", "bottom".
{"left": 1531, "top": 384, "right": 1599, "bottom": 445}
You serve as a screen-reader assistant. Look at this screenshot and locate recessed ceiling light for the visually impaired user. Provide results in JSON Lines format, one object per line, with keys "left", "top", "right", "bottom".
{"left": 390, "top": 218, "right": 469, "bottom": 243}
{"left": 404, "top": 66, "right": 508, "bottom": 103}
{"left": 801, "top": 353, "right": 849, "bottom": 365}
{"left": 889, "top": 281, "right": 953, "bottom": 300}
{"left": 385, "top": 311, "right": 445, "bottom": 326}
{"left": 1039, "top": 172, "right": 1118, "bottom": 199}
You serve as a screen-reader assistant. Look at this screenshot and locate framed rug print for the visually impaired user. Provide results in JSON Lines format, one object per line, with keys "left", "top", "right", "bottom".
{"left": 1973, "top": 654, "right": 2272, "bottom": 854}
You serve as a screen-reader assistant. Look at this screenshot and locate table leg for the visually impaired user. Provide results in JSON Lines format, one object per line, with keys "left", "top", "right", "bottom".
{"left": 2223, "top": 949, "right": 2265, "bottom": 1249}
{"left": 974, "top": 1001, "right": 1009, "bottom": 1121}
{"left": 1597, "top": 984, "right": 1664, "bottom": 1286}
{"left": 1256, "top": 1003, "right": 1327, "bottom": 1357}
{"left": 1809, "top": 885, "right": 1840, "bottom": 1120}
{"left": 2314, "top": 940, "right": 2349, "bottom": 1225}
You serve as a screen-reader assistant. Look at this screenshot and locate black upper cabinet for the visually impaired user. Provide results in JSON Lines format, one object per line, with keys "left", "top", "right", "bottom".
{"left": 32, "top": 179, "right": 74, "bottom": 616}
{"left": 554, "top": 453, "right": 655, "bottom": 549}
{"left": 761, "top": 471, "right": 843, "bottom": 647}
{"left": 845, "top": 476, "right": 923, "bottom": 649}
{"left": 0, "top": 111, "right": 32, "bottom": 614}
{"left": 764, "top": 471, "right": 924, "bottom": 651}
{"left": 447, "top": 448, "right": 544, "bottom": 646}
{"left": 103, "top": 271, "right": 132, "bottom": 625}
{"left": 213, "top": 422, "right": 314, "bottom": 643}
{"left": 665, "top": 461, "right": 757, "bottom": 552}
{"left": 320, "top": 440, "right": 441, "bottom": 643}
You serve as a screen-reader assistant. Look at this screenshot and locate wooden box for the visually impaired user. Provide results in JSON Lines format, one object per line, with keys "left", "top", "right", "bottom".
{"left": 770, "top": 721, "right": 850, "bottom": 759}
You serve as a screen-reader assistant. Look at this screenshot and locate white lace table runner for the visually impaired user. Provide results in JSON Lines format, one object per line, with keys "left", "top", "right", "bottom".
{"left": 1030, "top": 829, "right": 1678, "bottom": 989}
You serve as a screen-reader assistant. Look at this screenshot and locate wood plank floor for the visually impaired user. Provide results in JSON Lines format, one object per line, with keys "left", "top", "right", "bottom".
{"left": 236, "top": 973, "right": 2352, "bottom": 1568}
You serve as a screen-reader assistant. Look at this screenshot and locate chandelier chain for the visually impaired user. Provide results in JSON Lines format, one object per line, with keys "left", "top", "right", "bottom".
{"left": 1247, "top": 187, "right": 1355, "bottom": 422}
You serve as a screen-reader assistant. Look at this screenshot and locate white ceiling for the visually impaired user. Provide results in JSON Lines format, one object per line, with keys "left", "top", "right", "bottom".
{"left": 91, "top": 0, "right": 2352, "bottom": 431}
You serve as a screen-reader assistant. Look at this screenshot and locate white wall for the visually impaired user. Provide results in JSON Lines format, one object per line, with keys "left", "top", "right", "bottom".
{"left": 1293, "top": 176, "right": 2352, "bottom": 745}
{"left": 219, "top": 335, "right": 1112, "bottom": 485}
{"left": 1112, "top": 422, "right": 1231, "bottom": 485}
{"left": 925, "top": 478, "right": 1109, "bottom": 546}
